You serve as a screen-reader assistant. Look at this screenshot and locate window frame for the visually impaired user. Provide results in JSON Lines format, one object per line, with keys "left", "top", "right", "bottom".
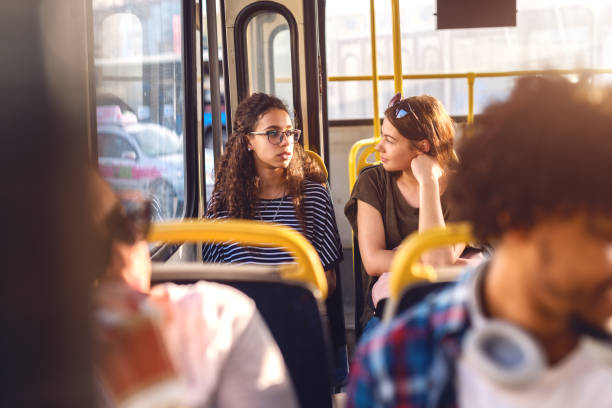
{"left": 234, "top": 1, "right": 302, "bottom": 132}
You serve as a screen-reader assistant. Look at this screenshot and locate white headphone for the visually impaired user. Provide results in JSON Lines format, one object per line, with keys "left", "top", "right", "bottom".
{"left": 463, "top": 266, "right": 612, "bottom": 388}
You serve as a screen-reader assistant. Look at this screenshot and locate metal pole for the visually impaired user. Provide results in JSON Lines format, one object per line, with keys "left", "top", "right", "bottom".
{"left": 206, "top": 0, "right": 224, "bottom": 171}
{"left": 369, "top": 0, "right": 381, "bottom": 141}
{"left": 391, "top": 0, "right": 402, "bottom": 94}
{"left": 467, "top": 73, "right": 475, "bottom": 125}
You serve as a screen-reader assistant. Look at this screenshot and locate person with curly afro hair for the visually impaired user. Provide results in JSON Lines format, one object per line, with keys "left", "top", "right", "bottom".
{"left": 347, "top": 76, "right": 612, "bottom": 408}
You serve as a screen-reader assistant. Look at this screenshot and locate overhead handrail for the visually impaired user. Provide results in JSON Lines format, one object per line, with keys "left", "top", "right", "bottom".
{"left": 148, "top": 220, "right": 328, "bottom": 299}
{"left": 383, "top": 223, "right": 474, "bottom": 321}
{"left": 329, "top": 68, "right": 612, "bottom": 125}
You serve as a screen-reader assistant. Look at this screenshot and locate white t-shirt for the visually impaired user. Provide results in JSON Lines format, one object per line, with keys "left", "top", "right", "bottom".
{"left": 151, "top": 281, "right": 299, "bottom": 408}
{"left": 457, "top": 340, "right": 612, "bottom": 408}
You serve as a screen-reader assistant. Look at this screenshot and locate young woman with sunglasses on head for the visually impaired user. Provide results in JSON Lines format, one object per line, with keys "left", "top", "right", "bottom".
{"left": 345, "top": 93, "right": 465, "bottom": 328}
{"left": 203, "top": 93, "right": 343, "bottom": 295}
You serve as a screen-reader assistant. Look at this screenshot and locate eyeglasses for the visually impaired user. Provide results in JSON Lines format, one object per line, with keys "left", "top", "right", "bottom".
{"left": 249, "top": 129, "right": 301, "bottom": 145}
{"left": 105, "top": 198, "right": 152, "bottom": 245}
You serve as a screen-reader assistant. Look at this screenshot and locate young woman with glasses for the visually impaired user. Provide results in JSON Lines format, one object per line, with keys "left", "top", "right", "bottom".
{"left": 203, "top": 93, "right": 343, "bottom": 296}
{"left": 345, "top": 93, "right": 465, "bottom": 329}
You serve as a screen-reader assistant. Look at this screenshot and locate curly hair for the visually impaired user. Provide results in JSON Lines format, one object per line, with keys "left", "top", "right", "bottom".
{"left": 447, "top": 76, "right": 612, "bottom": 242}
{"left": 208, "top": 93, "right": 326, "bottom": 226}
{"left": 385, "top": 94, "right": 456, "bottom": 169}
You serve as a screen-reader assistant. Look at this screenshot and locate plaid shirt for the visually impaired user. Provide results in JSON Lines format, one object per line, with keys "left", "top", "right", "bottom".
{"left": 346, "top": 266, "right": 479, "bottom": 408}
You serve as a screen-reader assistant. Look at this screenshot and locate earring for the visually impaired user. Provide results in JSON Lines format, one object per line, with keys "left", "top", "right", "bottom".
{"left": 247, "top": 146, "right": 252, "bottom": 151}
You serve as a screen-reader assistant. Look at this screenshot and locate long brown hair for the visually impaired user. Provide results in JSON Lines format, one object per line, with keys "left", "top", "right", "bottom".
{"left": 385, "top": 94, "right": 455, "bottom": 169}
{"left": 208, "top": 93, "right": 326, "bottom": 225}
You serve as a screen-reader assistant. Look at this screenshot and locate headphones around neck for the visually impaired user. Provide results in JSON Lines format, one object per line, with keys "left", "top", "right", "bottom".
{"left": 463, "top": 266, "right": 612, "bottom": 388}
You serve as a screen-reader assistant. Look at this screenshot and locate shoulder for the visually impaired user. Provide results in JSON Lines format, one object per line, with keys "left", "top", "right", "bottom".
{"left": 155, "top": 281, "right": 256, "bottom": 333}
{"left": 303, "top": 180, "right": 331, "bottom": 202}
{"left": 351, "top": 165, "right": 390, "bottom": 200}
{"left": 356, "top": 164, "right": 387, "bottom": 184}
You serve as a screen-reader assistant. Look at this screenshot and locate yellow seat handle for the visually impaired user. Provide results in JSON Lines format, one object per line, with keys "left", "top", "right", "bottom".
{"left": 148, "top": 219, "right": 328, "bottom": 299}
{"left": 389, "top": 222, "right": 474, "bottom": 301}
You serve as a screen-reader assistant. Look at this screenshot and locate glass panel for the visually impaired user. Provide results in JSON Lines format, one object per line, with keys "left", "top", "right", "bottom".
{"left": 326, "top": 0, "right": 612, "bottom": 118}
{"left": 92, "top": 0, "right": 185, "bottom": 220}
{"left": 327, "top": 78, "right": 467, "bottom": 120}
{"left": 246, "top": 12, "right": 294, "bottom": 115}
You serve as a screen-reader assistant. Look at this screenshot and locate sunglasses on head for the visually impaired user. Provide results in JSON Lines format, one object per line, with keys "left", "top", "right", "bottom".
{"left": 388, "top": 92, "right": 420, "bottom": 121}
{"left": 387, "top": 92, "right": 435, "bottom": 142}
{"left": 105, "top": 198, "right": 152, "bottom": 245}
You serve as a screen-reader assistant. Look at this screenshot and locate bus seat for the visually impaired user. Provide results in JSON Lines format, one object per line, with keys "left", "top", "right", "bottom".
{"left": 306, "top": 149, "right": 328, "bottom": 180}
{"left": 393, "top": 281, "right": 453, "bottom": 318}
{"left": 382, "top": 223, "right": 474, "bottom": 322}
{"left": 152, "top": 263, "right": 335, "bottom": 408}
{"left": 306, "top": 148, "right": 349, "bottom": 388}
{"left": 348, "top": 138, "right": 379, "bottom": 189}
{"left": 350, "top": 164, "right": 380, "bottom": 341}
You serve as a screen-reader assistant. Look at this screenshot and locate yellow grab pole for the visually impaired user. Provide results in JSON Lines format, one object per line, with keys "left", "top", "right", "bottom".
{"left": 369, "top": 0, "right": 381, "bottom": 141}
{"left": 467, "top": 72, "right": 475, "bottom": 125}
{"left": 391, "top": 0, "right": 402, "bottom": 94}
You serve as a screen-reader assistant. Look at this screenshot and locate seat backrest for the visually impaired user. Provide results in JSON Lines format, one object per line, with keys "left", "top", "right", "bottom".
{"left": 306, "top": 149, "right": 349, "bottom": 386}
{"left": 351, "top": 164, "right": 382, "bottom": 340}
{"left": 306, "top": 149, "right": 328, "bottom": 180}
{"left": 395, "top": 281, "right": 452, "bottom": 317}
{"left": 348, "top": 137, "right": 380, "bottom": 189}
{"left": 152, "top": 263, "right": 334, "bottom": 408}
{"left": 352, "top": 234, "right": 367, "bottom": 340}
{"left": 383, "top": 223, "right": 473, "bottom": 322}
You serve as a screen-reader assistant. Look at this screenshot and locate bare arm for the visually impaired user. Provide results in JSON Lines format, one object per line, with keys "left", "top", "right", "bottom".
{"left": 413, "top": 155, "right": 465, "bottom": 266}
{"left": 357, "top": 200, "right": 396, "bottom": 276}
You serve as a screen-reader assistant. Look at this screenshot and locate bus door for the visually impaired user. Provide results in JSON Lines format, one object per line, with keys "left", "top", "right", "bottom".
{"left": 222, "top": 0, "right": 329, "bottom": 169}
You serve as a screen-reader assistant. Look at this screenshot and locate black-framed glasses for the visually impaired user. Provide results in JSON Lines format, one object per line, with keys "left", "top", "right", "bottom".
{"left": 249, "top": 129, "right": 302, "bottom": 145}
{"left": 105, "top": 198, "right": 152, "bottom": 245}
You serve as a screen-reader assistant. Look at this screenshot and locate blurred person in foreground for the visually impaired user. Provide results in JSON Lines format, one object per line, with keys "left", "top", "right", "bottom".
{"left": 90, "top": 172, "right": 298, "bottom": 407}
{"left": 346, "top": 76, "right": 612, "bottom": 408}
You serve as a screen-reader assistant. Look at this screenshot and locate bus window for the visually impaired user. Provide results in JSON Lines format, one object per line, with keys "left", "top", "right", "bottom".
{"left": 325, "top": 0, "right": 612, "bottom": 120}
{"left": 246, "top": 12, "right": 294, "bottom": 116}
{"left": 92, "top": 0, "right": 186, "bottom": 220}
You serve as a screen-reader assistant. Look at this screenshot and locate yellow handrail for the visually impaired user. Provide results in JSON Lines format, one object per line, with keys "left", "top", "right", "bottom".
{"left": 388, "top": 222, "right": 474, "bottom": 301}
{"left": 148, "top": 220, "right": 328, "bottom": 299}
{"left": 369, "top": 0, "right": 381, "bottom": 141}
{"left": 329, "top": 68, "right": 612, "bottom": 125}
{"left": 391, "top": 0, "right": 402, "bottom": 94}
{"left": 348, "top": 137, "right": 379, "bottom": 189}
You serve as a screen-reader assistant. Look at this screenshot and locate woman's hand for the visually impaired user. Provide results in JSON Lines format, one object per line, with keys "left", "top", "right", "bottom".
{"left": 411, "top": 154, "right": 443, "bottom": 184}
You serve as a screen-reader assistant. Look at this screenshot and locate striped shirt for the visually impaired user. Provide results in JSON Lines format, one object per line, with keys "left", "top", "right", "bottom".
{"left": 202, "top": 180, "right": 342, "bottom": 271}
